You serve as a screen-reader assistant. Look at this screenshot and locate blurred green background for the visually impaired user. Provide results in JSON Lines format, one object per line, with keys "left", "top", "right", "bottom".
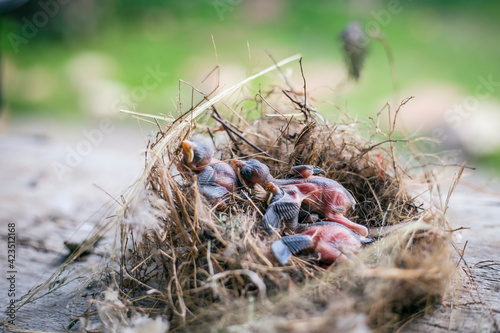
{"left": 2, "top": 0, "right": 500, "bottom": 169}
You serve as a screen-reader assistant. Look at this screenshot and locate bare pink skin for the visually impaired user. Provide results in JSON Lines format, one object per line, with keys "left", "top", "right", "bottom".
{"left": 300, "top": 223, "right": 363, "bottom": 263}
{"left": 277, "top": 179, "right": 367, "bottom": 237}
{"left": 290, "top": 180, "right": 353, "bottom": 214}
{"left": 209, "top": 160, "right": 240, "bottom": 193}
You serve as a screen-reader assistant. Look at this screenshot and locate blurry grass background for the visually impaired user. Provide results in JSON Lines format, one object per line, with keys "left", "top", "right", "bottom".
{"left": 2, "top": 0, "right": 500, "bottom": 169}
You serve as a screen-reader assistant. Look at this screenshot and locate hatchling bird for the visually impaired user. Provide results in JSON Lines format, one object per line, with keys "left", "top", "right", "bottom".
{"left": 231, "top": 159, "right": 274, "bottom": 190}
{"left": 232, "top": 159, "right": 322, "bottom": 188}
{"left": 264, "top": 182, "right": 367, "bottom": 237}
{"left": 271, "top": 221, "right": 373, "bottom": 265}
{"left": 234, "top": 160, "right": 367, "bottom": 236}
{"left": 277, "top": 169, "right": 360, "bottom": 230}
{"left": 179, "top": 139, "right": 240, "bottom": 209}
{"left": 262, "top": 182, "right": 302, "bottom": 233}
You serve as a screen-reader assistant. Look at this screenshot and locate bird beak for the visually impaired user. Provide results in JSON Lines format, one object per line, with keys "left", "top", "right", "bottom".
{"left": 231, "top": 159, "right": 245, "bottom": 169}
{"left": 182, "top": 141, "right": 194, "bottom": 163}
{"left": 313, "top": 167, "right": 324, "bottom": 174}
{"left": 267, "top": 182, "right": 279, "bottom": 205}
{"left": 231, "top": 160, "right": 246, "bottom": 180}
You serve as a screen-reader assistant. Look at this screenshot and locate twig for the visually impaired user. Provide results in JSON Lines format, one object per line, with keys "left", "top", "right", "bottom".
{"left": 211, "top": 106, "right": 242, "bottom": 154}
{"left": 93, "top": 184, "right": 123, "bottom": 207}
{"left": 355, "top": 139, "right": 409, "bottom": 160}
{"left": 299, "top": 57, "right": 310, "bottom": 122}
{"left": 282, "top": 89, "right": 309, "bottom": 121}
{"left": 211, "top": 112, "right": 272, "bottom": 158}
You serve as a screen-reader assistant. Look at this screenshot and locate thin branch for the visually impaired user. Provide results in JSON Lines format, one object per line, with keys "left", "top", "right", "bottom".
{"left": 211, "top": 112, "right": 272, "bottom": 158}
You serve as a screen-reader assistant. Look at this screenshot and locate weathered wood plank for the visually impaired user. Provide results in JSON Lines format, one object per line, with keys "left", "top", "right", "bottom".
{"left": 1, "top": 123, "right": 499, "bottom": 332}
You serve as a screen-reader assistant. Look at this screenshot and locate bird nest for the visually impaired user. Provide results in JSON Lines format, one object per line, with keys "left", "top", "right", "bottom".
{"left": 92, "top": 57, "right": 459, "bottom": 332}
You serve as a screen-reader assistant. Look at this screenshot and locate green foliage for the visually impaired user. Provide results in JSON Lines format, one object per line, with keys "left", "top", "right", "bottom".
{"left": 2, "top": 1, "right": 500, "bottom": 166}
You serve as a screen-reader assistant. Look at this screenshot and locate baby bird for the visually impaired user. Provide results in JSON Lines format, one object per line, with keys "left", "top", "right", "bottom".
{"left": 235, "top": 159, "right": 367, "bottom": 236}
{"left": 264, "top": 182, "right": 367, "bottom": 237}
{"left": 232, "top": 159, "right": 273, "bottom": 190}
{"left": 232, "top": 159, "right": 322, "bottom": 189}
{"left": 179, "top": 139, "right": 239, "bottom": 210}
{"left": 271, "top": 222, "right": 373, "bottom": 265}
{"left": 278, "top": 170, "right": 361, "bottom": 232}
{"left": 262, "top": 182, "right": 302, "bottom": 233}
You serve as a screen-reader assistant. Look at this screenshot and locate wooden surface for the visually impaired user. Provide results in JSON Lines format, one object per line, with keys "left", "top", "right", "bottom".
{"left": 403, "top": 175, "right": 500, "bottom": 333}
{"left": 0, "top": 120, "right": 145, "bottom": 332}
{"left": 1, "top": 121, "right": 499, "bottom": 332}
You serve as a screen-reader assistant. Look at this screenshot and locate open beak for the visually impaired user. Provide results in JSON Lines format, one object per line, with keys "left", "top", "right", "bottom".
{"left": 231, "top": 160, "right": 246, "bottom": 180}
{"left": 267, "top": 182, "right": 280, "bottom": 205}
{"left": 232, "top": 159, "right": 248, "bottom": 189}
{"left": 231, "top": 159, "right": 245, "bottom": 170}
{"left": 182, "top": 141, "right": 194, "bottom": 163}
